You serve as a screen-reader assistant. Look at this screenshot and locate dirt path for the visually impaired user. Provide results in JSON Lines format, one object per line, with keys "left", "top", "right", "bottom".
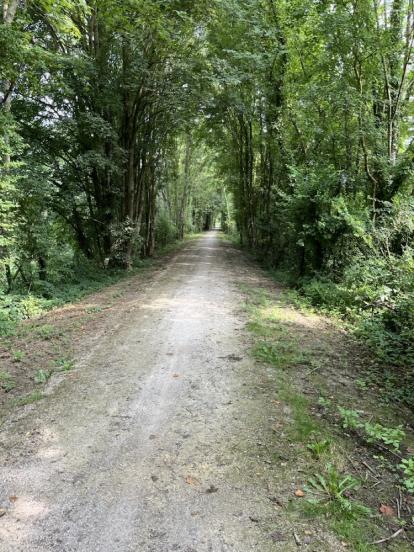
{"left": 1, "top": 231, "right": 316, "bottom": 552}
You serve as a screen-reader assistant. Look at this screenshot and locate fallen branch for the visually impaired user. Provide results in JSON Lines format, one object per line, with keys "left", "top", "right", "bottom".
{"left": 369, "top": 528, "right": 404, "bottom": 545}
{"left": 293, "top": 530, "right": 302, "bottom": 546}
{"left": 362, "top": 460, "right": 377, "bottom": 476}
{"left": 370, "top": 480, "right": 382, "bottom": 489}
{"left": 305, "top": 365, "right": 320, "bottom": 376}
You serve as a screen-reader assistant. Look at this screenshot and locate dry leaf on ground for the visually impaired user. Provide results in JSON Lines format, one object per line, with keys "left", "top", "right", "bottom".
{"left": 379, "top": 504, "right": 396, "bottom": 517}
{"left": 185, "top": 475, "right": 200, "bottom": 486}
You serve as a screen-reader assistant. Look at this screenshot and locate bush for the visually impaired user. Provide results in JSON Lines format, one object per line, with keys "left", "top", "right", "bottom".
{"left": 297, "top": 243, "right": 414, "bottom": 367}
{"left": 155, "top": 212, "right": 178, "bottom": 247}
{"left": 300, "top": 278, "right": 354, "bottom": 314}
{"left": 0, "top": 293, "right": 46, "bottom": 335}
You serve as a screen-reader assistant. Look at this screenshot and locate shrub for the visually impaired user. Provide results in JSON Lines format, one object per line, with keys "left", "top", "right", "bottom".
{"left": 155, "top": 212, "right": 178, "bottom": 247}
{"left": 400, "top": 458, "right": 414, "bottom": 493}
{"left": 300, "top": 278, "right": 354, "bottom": 314}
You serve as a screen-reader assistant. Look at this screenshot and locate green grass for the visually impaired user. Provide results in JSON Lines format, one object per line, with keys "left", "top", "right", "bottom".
{"left": 307, "top": 436, "right": 331, "bottom": 458}
{"left": 278, "top": 382, "right": 320, "bottom": 440}
{"left": 253, "top": 340, "right": 305, "bottom": 369}
{"left": 13, "top": 391, "right": 44, "bottom": 407}
{"left": 34, "top": 369, "right": 51, "bottom": 384}
{"left": 54, "top": 358, "right": 74, "bottom": 371}
{"left": 303, "top": 503, "right": 379, "bottom": 552}
{"left": 85, "top": 306, "right": 103, "bottom": 314}
{"left": 34, "top": 324, "right": 57, "bottom": 339}
{"left": 244, "top": 288, "right": 309, "bottom": 375}
{"left": 0, "top": 371, "right": 16, "bottom": 392}
{"left": 12, "top": 350, "right": 25, "bottom": 362}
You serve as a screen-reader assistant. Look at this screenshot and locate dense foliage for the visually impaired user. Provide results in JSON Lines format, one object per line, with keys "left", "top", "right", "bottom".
{"left": 1, "top": 0, "right": 413, "bottom": 401}
{"left": 0, "top": 0, "right": 226, "bottom": 329}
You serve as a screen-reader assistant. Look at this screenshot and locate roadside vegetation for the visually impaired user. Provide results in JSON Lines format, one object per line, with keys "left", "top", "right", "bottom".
{"left": 241, "top": 281, "right": 414, "bottom": 550}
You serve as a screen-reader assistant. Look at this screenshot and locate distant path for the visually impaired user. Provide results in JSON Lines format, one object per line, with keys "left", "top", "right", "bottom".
{"left": 0, "top": 232, "right": 304, "bottom": 551}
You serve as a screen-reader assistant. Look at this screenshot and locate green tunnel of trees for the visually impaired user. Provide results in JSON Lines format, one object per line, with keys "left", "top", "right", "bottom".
{"left": 1, "top": 1, "right": 413, "bottom": 401}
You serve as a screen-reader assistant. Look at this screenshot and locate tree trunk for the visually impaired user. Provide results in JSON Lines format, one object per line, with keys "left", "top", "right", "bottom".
{"left": 177, "top": 133, "right": 192, "bottom": 240}
{"left": 0, "top": 0, "right": 19, "bottom": 286}
{"left": 38, "top": 256, "right": 47, "bottom": 281}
